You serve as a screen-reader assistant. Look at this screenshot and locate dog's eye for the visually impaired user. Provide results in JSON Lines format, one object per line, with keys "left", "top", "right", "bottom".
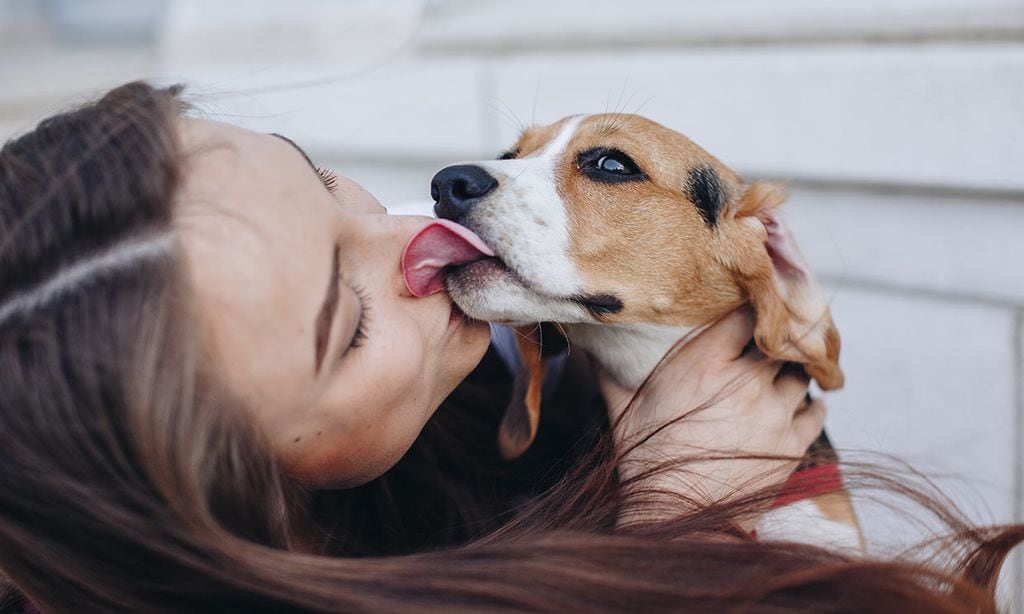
{"left": 597, "top": 155, "right": 629, "bottom": 173}
{"left": 577, "top": 147, "right": 645, "bottom": 184}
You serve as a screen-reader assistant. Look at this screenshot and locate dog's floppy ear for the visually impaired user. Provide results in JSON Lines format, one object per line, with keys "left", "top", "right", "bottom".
{"left": 499, "top": 323, "right": 567, "bottom": 460}
{"left": 721, "top": 182, "right": 844, "bottom": 390}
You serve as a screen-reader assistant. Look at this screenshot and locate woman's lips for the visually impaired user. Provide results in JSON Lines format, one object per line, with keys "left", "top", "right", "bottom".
{"left": 401, "top": 220, "right": 494, "bottom": 297}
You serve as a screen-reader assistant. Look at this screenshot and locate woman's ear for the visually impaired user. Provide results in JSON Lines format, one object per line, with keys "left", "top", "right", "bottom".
{"left": 498, "top": 323, "right": 567, "bottom": 460}
{"left": 722, "top": 182, "right": 844, "bottom": 390}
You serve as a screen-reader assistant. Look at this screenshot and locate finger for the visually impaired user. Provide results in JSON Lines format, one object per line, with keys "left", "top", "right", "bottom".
{"left": 700, "top": 306, "right": 756, "bottom": 358}
{"left": 792, "top": 398, "right": 828, "bottom": 447}
{"left": 773, "top": 368, "right": 811, "bottom": 416}
{"left": 667, "top": 306, "right": 756, "bottom": 369}
{"left": 745, "top": 357, "right": 797, "bottom": 398}
{"left": 762, "top": 361, "right": 810, "bottom": 385}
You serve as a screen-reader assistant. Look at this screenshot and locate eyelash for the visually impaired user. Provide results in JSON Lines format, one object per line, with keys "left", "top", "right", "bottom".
{"left": 316, "top": 166, "right": 339, "bottom": 193}
{"left": 348, "top": 284, "right": 371, "bottom": 351}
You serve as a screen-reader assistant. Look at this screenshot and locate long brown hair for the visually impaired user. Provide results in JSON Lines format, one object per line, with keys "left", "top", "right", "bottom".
{"left": 0, "top": 81, "right": 1019, "bottom": 613}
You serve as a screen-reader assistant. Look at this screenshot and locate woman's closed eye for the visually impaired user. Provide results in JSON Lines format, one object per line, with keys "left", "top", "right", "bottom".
{"left": 344, "top": 284, "right": 371, "bottom": 354}
{"left": 316, "top": 166, "right": 340, "bottom": 194}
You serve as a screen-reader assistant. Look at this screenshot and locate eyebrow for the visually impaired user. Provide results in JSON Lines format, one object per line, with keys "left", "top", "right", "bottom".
{"left": 269, "top": 133, "right": 317, "bottom": 172}
{"left": 313, "top": 244, "right": 341, "bottom": 373}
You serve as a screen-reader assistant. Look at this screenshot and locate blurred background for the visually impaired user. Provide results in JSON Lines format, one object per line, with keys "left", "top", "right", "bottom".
{"left": 2, "top": 0, "right": 1023, "bottom": 606}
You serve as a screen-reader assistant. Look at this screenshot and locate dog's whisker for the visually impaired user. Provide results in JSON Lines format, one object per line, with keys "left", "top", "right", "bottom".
{"left": 602, "top": 89, "right": 642, "bottom": 136}
{"left": 484, "top": 100, "right": 522, "bottom": 134}
{"left": 531, "top": 80, "right": 541, "bottom": 128}
{"left": 490, "top": 97, "right": 527, "bottom": 133}
{"left": 611, "top": 80, "right": 629, "bottom": 120}
{"left": 630, "top": 94, "right": 657, "bottom": 120}
{"left": 551, "top": 322, "right": 572, "bottom": 358}
{"left": 511, "top": 324, "right": 542, "bottom": 345}
{"left": 597, "top": 83, "right": 631, "bottom": 136}
{"left": 484, "top": 99, "right": 524, "bottom": 134}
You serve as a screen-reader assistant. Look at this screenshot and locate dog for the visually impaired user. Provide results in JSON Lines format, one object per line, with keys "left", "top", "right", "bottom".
{"left": 402, "top": 113, "right": 861, "bottom": 552}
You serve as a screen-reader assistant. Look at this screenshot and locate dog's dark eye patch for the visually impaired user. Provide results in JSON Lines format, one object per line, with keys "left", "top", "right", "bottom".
{"left": 498, "top": 148, "right": 520, "bottom": 160}
{"left": 573, "top": 292, "right": 624, "bottom": 316}
{"left": 687, "top": 166, "right": 725, "bottom": 228}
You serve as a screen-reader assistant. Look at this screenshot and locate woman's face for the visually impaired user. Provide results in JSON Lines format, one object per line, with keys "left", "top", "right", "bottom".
{"left": 174, "top": 118, "right": 491, "bottom": 488}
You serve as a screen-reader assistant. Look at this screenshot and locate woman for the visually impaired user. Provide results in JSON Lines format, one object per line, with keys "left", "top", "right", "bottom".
{"left": 0, "top": 82, "right": 1017, "bottom": 612}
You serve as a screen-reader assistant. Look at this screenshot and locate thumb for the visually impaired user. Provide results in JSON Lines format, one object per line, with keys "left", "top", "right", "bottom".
{"left": 659, "top": 307, "right": 755, "bottom": 378}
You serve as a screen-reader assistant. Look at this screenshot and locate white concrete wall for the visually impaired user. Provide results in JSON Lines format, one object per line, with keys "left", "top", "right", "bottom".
{"left": 2, "top": 0, "right": 1023, "bottom": 607}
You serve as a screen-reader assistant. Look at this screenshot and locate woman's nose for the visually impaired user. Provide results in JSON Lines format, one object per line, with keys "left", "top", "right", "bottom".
{"left": 356, "top": 214, "right": 434, "bottom": 298}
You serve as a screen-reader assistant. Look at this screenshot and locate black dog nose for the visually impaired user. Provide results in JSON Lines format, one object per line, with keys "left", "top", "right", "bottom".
{"left": 431, "top": 165, "right": 498, "bottom": 221}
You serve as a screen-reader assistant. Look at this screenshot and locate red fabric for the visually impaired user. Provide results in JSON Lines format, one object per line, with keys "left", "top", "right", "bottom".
{"left": 771, "top": 463, "right": 844, "bottom": 509}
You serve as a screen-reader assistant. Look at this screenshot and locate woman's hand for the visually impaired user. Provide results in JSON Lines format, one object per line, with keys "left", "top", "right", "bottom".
{"left": 599, "top": 308, "right": 826, "bottom": 525}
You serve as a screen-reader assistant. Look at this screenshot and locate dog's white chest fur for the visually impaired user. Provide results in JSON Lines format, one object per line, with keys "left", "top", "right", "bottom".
{"left": 564, "top": 322, "right": 699, "bottom": 389}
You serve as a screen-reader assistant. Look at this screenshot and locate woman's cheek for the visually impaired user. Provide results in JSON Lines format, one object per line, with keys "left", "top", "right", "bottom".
{"left": 369, "top": 317, "right": 429, "bottom": 402}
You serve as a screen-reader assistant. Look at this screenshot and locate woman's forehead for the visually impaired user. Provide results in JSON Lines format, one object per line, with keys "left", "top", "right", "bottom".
{"left": 177, "top": 118, "right": 294, "bottom": 187}
{"left": 175, "top": 120, "right": 325, "bottom": 235}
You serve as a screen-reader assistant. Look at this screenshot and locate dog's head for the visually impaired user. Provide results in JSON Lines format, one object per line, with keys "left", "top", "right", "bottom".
{"left": 432, "top": 114, "right": 843, "bottom": 457}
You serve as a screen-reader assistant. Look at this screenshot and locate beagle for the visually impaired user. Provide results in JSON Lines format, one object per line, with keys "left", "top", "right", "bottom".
{"left": 402, "top": 114, "right": 861, "bottom": 553}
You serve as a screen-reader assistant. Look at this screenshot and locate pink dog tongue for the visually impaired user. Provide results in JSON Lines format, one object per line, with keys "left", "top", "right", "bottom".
{"left": 402, "top": 220, "right": 495, "bottom": 297}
